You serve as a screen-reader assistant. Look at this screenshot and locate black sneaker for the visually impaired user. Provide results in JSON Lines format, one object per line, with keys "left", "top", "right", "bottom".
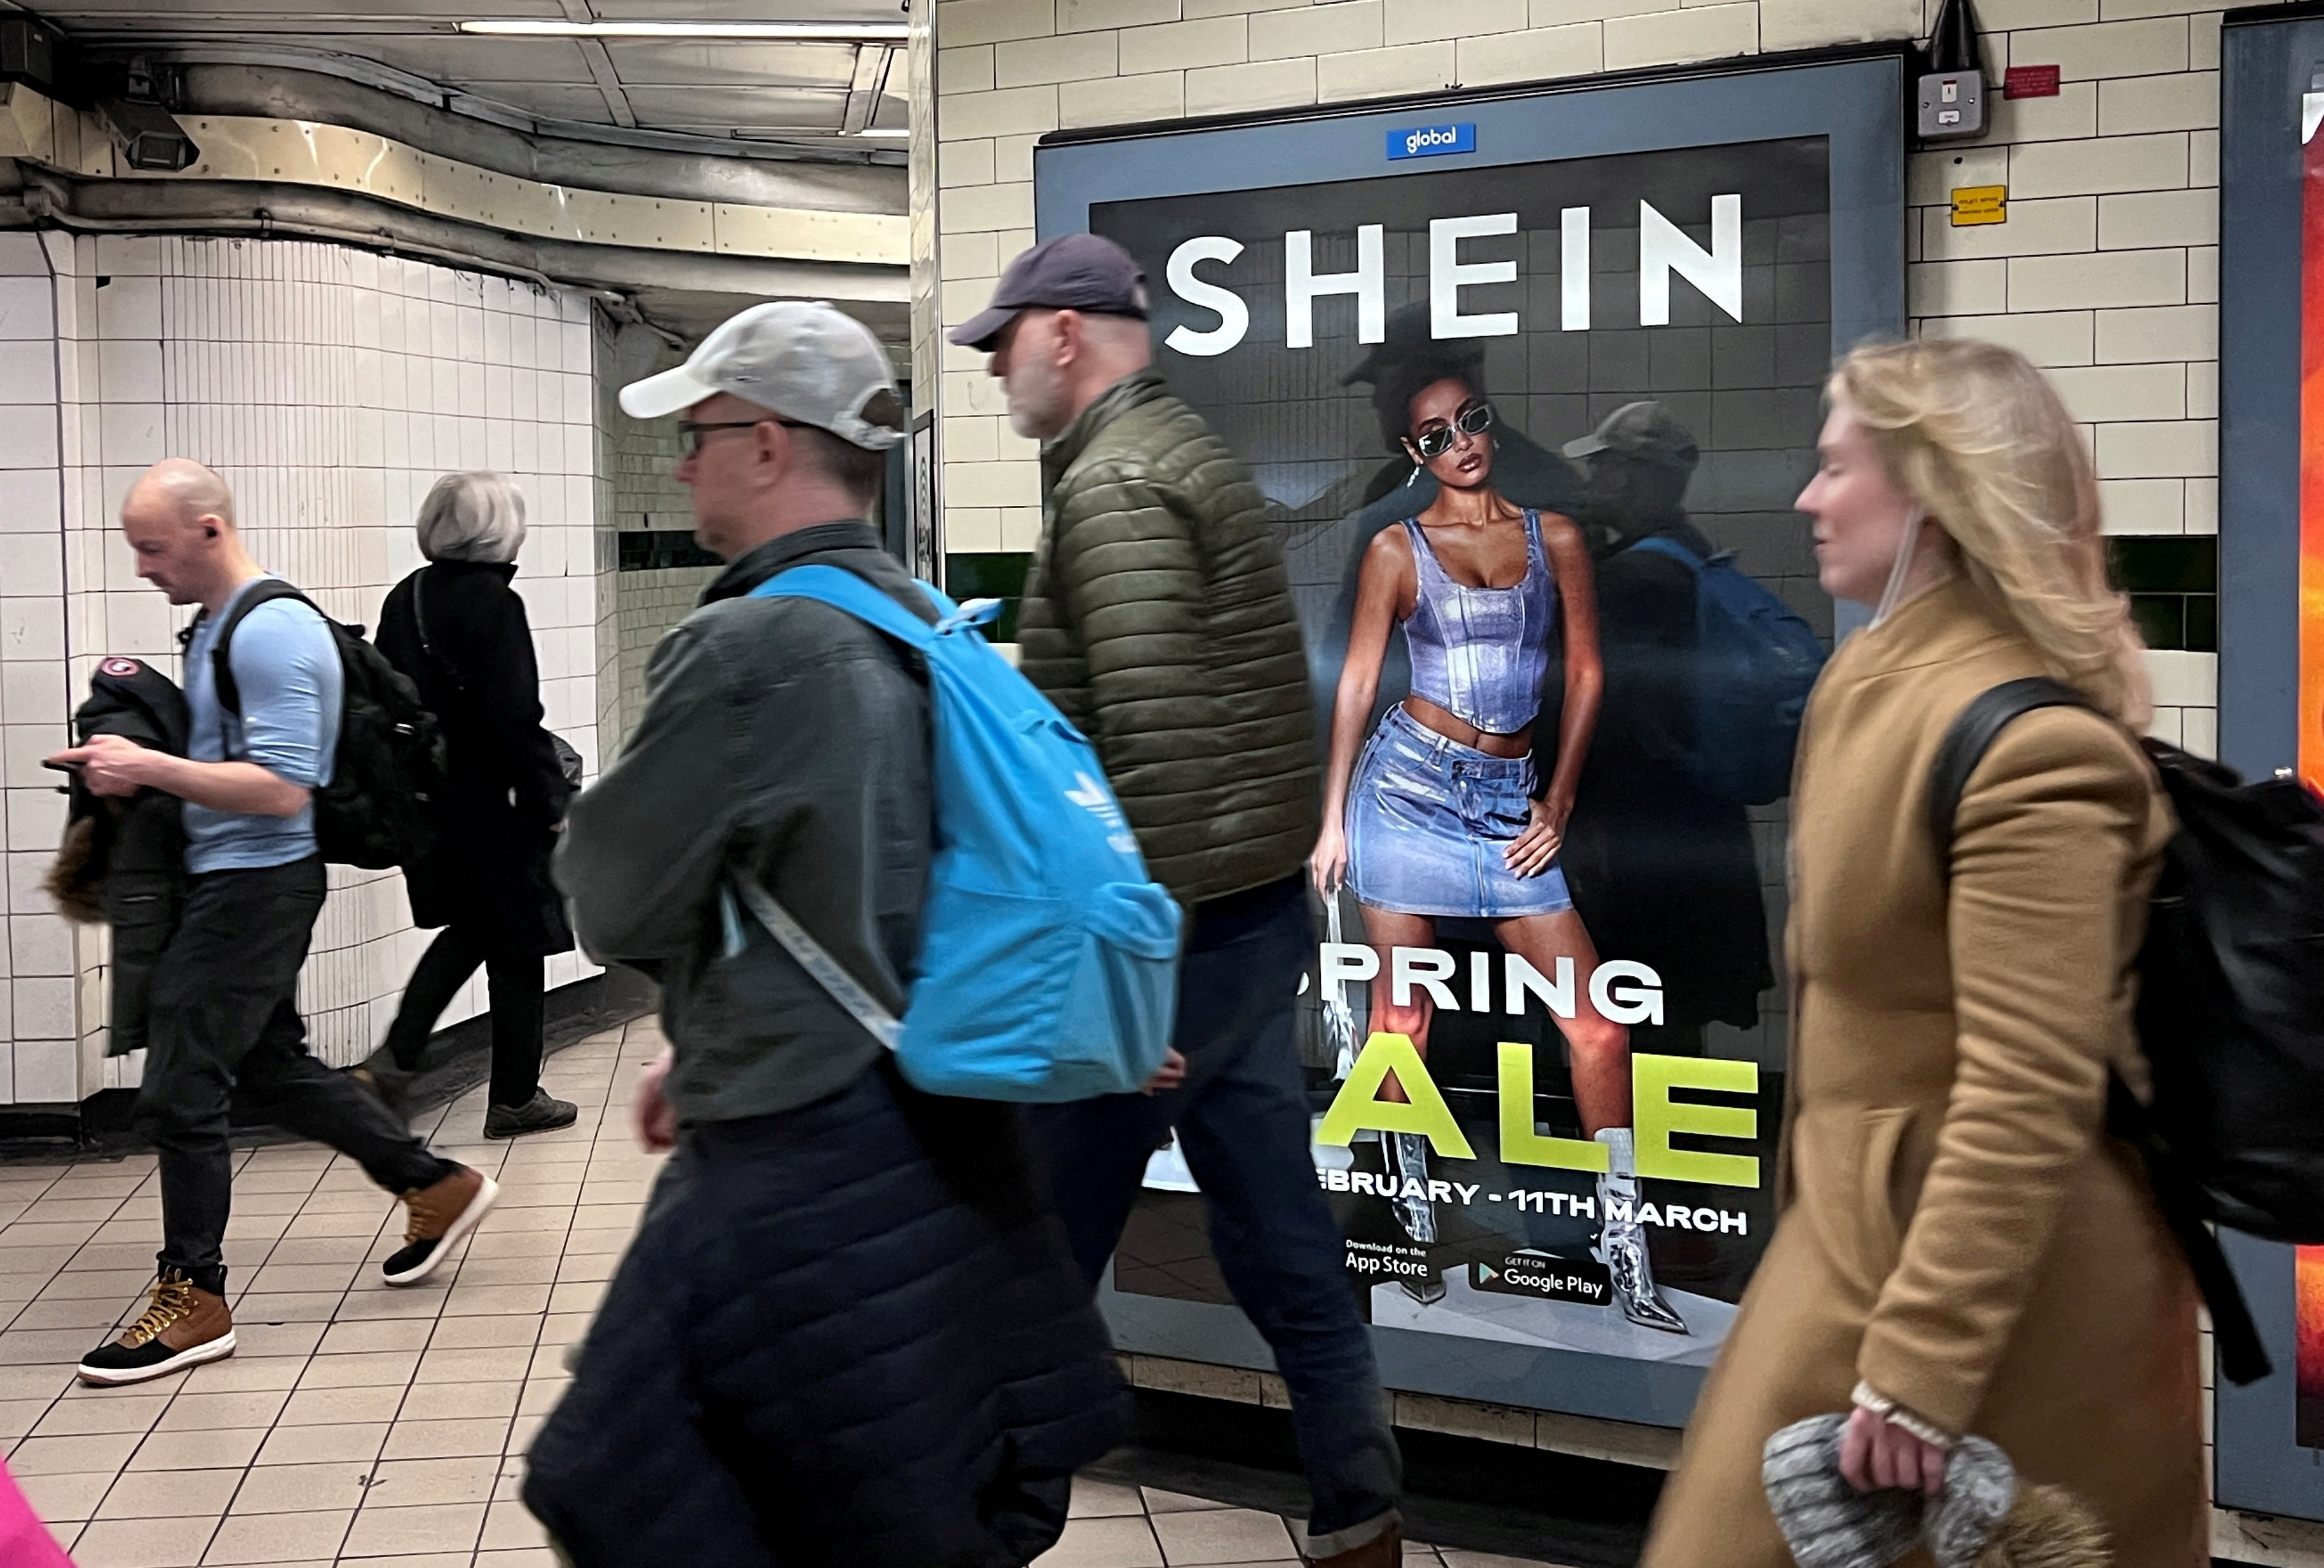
{"left": 382, "top": 1166, "right": 499, "bottom": 1286}
{"left": 485, "top": 1089, "right": 579, "bottom": 1140}
{"left": 78, "top": 1273, "right": 236, "bottom": 1386}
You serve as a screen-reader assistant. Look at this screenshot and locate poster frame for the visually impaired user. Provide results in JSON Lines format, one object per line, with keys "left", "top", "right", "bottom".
{"left": 1029, "top": 48, "right": 1906, "bottom": 1428}
{"left": 2215, "top": 3, "right": 2324, "bottom": 1525}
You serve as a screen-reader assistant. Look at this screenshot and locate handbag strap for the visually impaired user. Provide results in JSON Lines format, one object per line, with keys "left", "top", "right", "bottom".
{"left": 725, "top": 869, "right": 901, "bottom": 1053}
{"left": 413, "top": 566, "right": 466, "bottom": 695}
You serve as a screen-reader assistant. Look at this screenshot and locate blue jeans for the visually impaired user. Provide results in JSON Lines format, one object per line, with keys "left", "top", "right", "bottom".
{"left": 1032, "top": 876, "right": 1402, "bottom": 1555}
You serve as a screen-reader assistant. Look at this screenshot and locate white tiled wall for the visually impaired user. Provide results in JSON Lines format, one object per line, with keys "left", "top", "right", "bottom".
{"left": 594, "top": 331, "right": 713, "bottom": 742}
{"left": 0, "top": 232, "right": 608, "bottom": 1104}
{"left": 0, "top": 233, "right": 73, "bottom": 1110}
{"left": 614, "top": 568, "right": 719, "bottom": 735}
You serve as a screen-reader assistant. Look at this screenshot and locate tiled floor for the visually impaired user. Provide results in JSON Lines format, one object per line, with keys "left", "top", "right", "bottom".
{"left": 1046, "top": 1482, "right": 1565, "bottom": 1567}
{"left": 0, "top": 1018, "right": 1567, "bottom": 1568}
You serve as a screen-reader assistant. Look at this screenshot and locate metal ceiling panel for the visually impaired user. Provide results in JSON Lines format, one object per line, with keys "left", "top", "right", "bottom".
{"left": 17, "top": 0, "right": 903, "bottom": 158}
{"left": 43, "top": 0, "right": 556, "bottom": 16}
{"left": 599, "top": 40, "right": 858, "bottom": 89}
{"left": 583, "top": 0, "right": 900, "bottom": 19}
{"left": 619, "top": 84, "right": 847, "bottom": 130}
{"left": 455, "top": 83, "right": 621, "bottom": 123}
{"left": 347, "top": 36, "right": 599, "bottom": 85}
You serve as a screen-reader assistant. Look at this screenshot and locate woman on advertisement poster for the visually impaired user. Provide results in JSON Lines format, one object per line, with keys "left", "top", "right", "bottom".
{"left": 1309, "top": 348, "right": 1688, "bottom": 1337}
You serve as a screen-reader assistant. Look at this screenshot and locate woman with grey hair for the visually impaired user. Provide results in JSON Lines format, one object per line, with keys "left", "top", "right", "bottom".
{"left": 369, "top": 472, "right": 578, "bottom": 1138}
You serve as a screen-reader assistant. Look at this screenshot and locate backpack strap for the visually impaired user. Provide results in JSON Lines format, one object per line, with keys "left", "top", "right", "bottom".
{"left": 746, "top": 563, "right": 955, "bottom": 647}
{"left": 1625, "top": 535, "right": 1704, "bottom": 573}
{"left": 725, "top": 870, "right": 901, "bottom": 1053}
{"left": 207, "top": 578, "right": 318, "bottom": 718}
{"left": 1925, "top": 676, "right": 2088, "bottom": 857}
{"left": 1927, "top": 674, "right": 2274, "bottom": 1386}
{"left": 727, "top": 563, "right": 952, "bottom": 1055}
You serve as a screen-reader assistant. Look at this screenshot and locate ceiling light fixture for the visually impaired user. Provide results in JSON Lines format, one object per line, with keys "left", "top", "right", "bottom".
{"left": 856, "top": 128, "right": 910, "bottom": 138}
{"left": 457, "top": 18, "right": 907, "bottom": 40}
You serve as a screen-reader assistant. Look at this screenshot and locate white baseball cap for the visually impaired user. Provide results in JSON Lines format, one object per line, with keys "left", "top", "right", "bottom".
{"left": 619, "top": 300, "right": 904, "bottom": 450}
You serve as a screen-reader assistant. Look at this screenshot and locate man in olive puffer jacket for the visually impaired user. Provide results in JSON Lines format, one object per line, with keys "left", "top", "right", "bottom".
{"left": 955, "top": 235, "right": 1403, "bottom": 1568}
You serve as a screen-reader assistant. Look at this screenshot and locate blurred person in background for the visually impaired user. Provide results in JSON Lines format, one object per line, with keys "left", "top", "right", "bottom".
{"left": 368, "top": 471, "right": 579, "bottom": 1138}
{"left": 1559, "top": 402, "right": 1771, "bottom": 1059}
{"left": 1639, "top": 339, "right": 2203, "bottom": 1568}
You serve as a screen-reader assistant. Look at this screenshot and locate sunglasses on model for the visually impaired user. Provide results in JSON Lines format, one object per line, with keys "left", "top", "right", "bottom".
{"left": 1411, "top": 402, "right": 1494, "bottom": 460}
{"left": 675, "top": 416, "right": 813, "bottom": 456}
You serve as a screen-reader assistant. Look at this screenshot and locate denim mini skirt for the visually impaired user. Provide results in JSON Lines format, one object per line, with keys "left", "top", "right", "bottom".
{"left": 1346, "top": 705, "right": 1574, "bottom": 920}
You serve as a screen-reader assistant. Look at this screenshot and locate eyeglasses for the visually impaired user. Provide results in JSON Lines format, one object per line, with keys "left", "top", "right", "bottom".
{"left": 675, "top": 417, "right": 809, "bottom": 456}
{"left": 1411, "top": 402, "right": 1494, "bottom": 460}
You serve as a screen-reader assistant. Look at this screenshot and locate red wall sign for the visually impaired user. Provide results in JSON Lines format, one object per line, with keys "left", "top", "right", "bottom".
{"left": 2004, "top": 65, "right": 2061, "bottom": 99}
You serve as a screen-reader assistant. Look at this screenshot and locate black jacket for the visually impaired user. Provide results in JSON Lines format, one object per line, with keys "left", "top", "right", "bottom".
{"left": 554, "top": 524, "right": 934, "bottom": 1126}
{"left": 376, "top": 561, "right": 573, "bottom": 957}
{"left": 46, "top": 658, "right": 189, "bottom": 1058}
{"left": 523, "top": 1060, "right": 1130, "bottom": 1568}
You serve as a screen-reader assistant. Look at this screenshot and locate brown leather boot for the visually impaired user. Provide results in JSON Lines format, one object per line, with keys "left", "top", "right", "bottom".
{"left": 381, "top": 1164, "right": 499, "bottom": 1286}
{"left": 77, "top": 1272, "right": 235, "bottom": 1386}
{"left": 1304, "top": 1522, "right": 1401, "bottom": 1567}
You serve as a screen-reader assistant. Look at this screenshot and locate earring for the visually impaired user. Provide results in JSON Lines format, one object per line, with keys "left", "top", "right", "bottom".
{"left": 1404, "top": 465, "right": 1420, "bottom": 487}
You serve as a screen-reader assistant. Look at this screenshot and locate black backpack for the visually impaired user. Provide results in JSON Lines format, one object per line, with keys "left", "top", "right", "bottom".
{"left": 1931, "top": 677, "right": 2324, "bottom": 1385}
{"left": 201, "top": 580, "right": 448, "bottom": 871}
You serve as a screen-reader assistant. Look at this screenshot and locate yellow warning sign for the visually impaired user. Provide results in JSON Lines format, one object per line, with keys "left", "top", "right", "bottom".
{"left": 1950, "top": 185, "right": 2007, "bottom": 226}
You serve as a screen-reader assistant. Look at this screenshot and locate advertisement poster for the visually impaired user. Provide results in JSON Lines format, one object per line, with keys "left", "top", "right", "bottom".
{"left": 1036, "top": 57, "right": 1904, "bottom": 1423}
{"left": 2215, "top": 10, "right": 2324, "bottom": 1523}
{"left": 2296, "top": 20, "right": 2324, "bottom": 1464}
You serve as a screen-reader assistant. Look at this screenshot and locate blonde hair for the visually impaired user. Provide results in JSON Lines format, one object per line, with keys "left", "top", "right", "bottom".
{"left": 1830, "top": 337, "right": 2152, "bottom": 728}
{"left": 416, "top": 472, "right": 526, "bottom": 564}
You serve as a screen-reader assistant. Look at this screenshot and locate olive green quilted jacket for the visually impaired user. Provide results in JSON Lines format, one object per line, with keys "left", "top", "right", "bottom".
{"left": 1019, "top": 371, "right": 1320, "bottom": 906}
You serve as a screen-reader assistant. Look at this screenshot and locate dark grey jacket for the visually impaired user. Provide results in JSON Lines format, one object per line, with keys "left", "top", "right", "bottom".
{"left": 554, "top": 522, "right": 933, "bottom": 1126}
{"left": 1016, "top": 370, "right": 1319, "bottom": 906}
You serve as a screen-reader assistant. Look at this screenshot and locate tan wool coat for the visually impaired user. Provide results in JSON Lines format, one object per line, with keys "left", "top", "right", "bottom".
{"left": 1639, "top": 576, "right": 2205, "bottom": 1568}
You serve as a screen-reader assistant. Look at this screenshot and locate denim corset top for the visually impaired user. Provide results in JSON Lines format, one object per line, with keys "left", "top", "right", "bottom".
{"left": 1399, "top": 509, "right": 1557, "bottom": 736}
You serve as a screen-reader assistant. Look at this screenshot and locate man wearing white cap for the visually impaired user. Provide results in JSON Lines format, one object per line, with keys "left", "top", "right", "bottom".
{"left": 527, "top": 302, "right": 1127, "bottom": 1567}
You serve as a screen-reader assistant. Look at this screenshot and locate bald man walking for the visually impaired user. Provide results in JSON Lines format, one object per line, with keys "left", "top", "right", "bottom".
{"left": 52, "top": 461, "right": 493, "bottom": 1387}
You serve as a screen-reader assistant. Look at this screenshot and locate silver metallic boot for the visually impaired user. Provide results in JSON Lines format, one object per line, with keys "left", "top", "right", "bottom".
{"left": 1593, "top": 1128, "right": 1689, "bottom": 1335}
{"left": 1386, "top": 1131, "right": 1439, "bottom": 1245}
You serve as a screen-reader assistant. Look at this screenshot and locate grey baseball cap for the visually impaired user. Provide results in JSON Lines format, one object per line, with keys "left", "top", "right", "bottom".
{"left": 1564, "top": 400, "right": 1700, "bottom": 468}
{"left": 949, "top": 233, "right": 1150, "bottom": 352}
{"left": 619, "top": 300, "right": 903, "bottom": 449}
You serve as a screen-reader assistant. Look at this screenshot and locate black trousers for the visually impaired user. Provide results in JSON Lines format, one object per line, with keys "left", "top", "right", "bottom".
{"left": 136, "top": 856, "right": 455, "bottom": 1296}
{"left": 381, "top": 925, "right": 546, "bottom": 1108}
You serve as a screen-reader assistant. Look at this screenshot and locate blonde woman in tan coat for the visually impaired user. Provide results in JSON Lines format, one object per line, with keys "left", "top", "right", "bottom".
{"left": 1638, "top": 339, "right": 2204, "bottom": 1568}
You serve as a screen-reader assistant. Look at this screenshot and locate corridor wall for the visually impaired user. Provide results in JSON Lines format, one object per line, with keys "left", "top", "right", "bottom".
{"left": 0, "top": 231, "right": 609, "bottom": 1105}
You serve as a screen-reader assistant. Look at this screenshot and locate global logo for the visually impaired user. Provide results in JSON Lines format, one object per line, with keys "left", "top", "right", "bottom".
{"left": 1386, "top": 122, "right": 1476, "bottom": 161}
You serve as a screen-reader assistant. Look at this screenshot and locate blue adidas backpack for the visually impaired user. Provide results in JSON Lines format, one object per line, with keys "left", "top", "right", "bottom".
{"left": 734, "top": 564, "right": 1182, "bottom": 1102}
{"left": 1627, "top": 536, "right": 1826, "bottom": 807}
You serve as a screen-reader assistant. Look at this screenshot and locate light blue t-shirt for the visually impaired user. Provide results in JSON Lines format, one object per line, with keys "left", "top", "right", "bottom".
{"left": 182, "top": 577, "right": 343, "bottom": 874}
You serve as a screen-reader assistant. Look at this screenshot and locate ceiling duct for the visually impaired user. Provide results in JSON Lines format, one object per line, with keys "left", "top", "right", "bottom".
{"left": 0, "top": 16, "right": 85, "bottom": 107}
